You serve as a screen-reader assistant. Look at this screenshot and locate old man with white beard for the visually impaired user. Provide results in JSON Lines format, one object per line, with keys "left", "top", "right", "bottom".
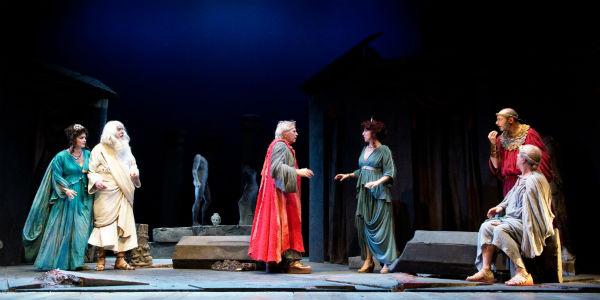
{"left": 87, "top": 121, "right": 141, "bottom": 271}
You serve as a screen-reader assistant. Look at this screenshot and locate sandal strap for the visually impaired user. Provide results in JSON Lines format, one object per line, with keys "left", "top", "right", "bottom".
{"left": 467, "top": 269, "right": 494, "bottom": 282}
{"left": 507, "top": 273, "right": 530, "bottom": 284}
{"left": 476, "top": 269, "right": 492, "bottom": 278}
{"left": 115, "top": 259, "right": 135, "bottom": 270}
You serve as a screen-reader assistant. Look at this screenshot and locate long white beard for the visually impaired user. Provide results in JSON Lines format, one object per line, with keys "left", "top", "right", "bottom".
{"left": 108, "top": 137, "right": 135, "bottom": 173}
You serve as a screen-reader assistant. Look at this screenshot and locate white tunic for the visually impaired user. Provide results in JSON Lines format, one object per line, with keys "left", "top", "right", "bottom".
{"left": 87, "top": 143, "right": 141, "bottom": 252}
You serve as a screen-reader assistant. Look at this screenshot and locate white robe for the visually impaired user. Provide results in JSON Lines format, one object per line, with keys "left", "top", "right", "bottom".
{"left": 87, "top": 143, "right": 141, "bottom": 252}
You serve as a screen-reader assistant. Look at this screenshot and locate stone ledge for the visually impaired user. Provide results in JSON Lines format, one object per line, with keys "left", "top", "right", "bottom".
{"left": 172, "top": 235, "right": 252, "bottom": 269}
{"left": 149, "top": 242, "right": 176, "bottom": 259}
{"left": 152, "top": 225, "right": 252, "bottom": 243}
{"left": 152, "top": 227, "right": 193, "bottom": 243}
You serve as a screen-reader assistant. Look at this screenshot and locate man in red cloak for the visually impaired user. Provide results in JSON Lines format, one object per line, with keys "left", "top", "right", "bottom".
{"left": 248, "top": 120, "right": 314, "bottom": 274}
{"left": 488, "top": 108, "right": 553, "bottom": 196}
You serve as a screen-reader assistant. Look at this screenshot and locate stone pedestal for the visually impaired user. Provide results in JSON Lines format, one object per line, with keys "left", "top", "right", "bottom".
{"left": 524, "top": 230, "right": 563, "bottom": 283}
{"left": 191, "top": 225, "right": 252, "bottom": 236}
{"left": 393, "top": 230, "right": 515, "bottom": 279}
{"left": 148, "top": 242, "right": 176, "bottom": 259}
{"left": 172, "top": 235, "right": 251, "bottom": 269}
{"left": 129, "top": 224, "right": 153, "bottom": 266}
{"left": 153, "top": 227, "right": 194, "bottom": 243}
{"left": 150, "top": 225, "right": 252, "bottom": 259}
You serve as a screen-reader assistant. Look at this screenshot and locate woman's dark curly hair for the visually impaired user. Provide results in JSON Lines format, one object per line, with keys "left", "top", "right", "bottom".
{"left": 64, "top": 124, "right": 88, "bottom": 148}
{"left": 361, "top": 119, "right": 386, "bottom": 141}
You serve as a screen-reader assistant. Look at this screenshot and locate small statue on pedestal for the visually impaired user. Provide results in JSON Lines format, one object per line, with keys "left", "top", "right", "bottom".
{"left": 192, "top": 154, "right": 212, "bottom": 226}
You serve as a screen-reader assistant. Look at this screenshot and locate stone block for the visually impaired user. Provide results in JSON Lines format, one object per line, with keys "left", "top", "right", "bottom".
{"left": 149, "top": 242, "right": 177, "bottom": 259}
{"left": 392, "top": 230, "right": 479, "bottom": 277}
{"left": 152, "top": 225, "right": 253, "bottom": 243}
{"left": 152, "top": 227, "right": 193, "bottom": 243}
{"left": 191, "top": 225, "right": 252, "bottom": 236}
{"left": 172, "top": 235, "right": 252, "bottom": 269}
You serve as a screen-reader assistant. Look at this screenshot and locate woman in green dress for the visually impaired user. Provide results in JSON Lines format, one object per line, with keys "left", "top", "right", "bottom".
{"left": 22, "top": 124, "right": 94, "bottom": 270}
{"left": 335, "top": 119, "right": 398, "bottom": 273}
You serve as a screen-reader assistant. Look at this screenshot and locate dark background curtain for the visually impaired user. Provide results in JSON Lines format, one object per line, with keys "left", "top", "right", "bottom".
{"left": 306, "top": 44, "right": 600, "bottom": 273}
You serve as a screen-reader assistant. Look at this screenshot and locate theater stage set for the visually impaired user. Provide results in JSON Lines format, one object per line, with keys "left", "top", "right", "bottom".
{"left": 2, "top": 1, "right": 600, "bottom": 299}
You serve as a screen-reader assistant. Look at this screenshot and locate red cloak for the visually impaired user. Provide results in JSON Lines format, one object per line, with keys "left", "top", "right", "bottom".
{"left": 490, "top": 127, "right": 553, "bottom": 196}
{"left": 248, "top": 139, "right": 304, "bottom": 263}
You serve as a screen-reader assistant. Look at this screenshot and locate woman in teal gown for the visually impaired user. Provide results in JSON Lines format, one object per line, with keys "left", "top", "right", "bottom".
{"left": 22, "top": 124, "right": 94, "bottom": 270}
{"left": 335, "top": 119, "right": 398, "bottom": 273}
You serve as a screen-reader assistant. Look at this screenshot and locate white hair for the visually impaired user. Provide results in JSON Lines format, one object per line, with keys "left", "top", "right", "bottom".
{"left": 274, "top": 120, "right": 296, "bottom": 139}
{"left": 101, "top": 120, "right": 130, "bottom": 146}
{"left": 519, "top": 144, "right": 542, "bottom": 170}
{"left": 100, "top": 120, "right": 135, "bottom": 168}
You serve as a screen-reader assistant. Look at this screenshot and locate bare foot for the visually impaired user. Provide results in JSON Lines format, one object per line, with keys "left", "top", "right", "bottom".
{"left": 380, "top": 264, "right": 390, "bottom": 274}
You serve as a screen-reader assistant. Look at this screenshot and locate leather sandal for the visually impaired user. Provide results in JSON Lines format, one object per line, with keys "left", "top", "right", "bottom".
{"left": 505, "top": 272, "right": 533, "bottom": 286}
{"left": 95, "top": 247, "right": 106, "bottom": 271}
{"left": 466, "top": 269, "right": 495, "bottom": 283}
{"left": 287, "top": 261, "right": 311, "bottom": 274}
{"left": 358, "top": 259, "right": 375, "bottom": 273}
{"left": 114, "top": 252, "right": 135, "bottom": 270}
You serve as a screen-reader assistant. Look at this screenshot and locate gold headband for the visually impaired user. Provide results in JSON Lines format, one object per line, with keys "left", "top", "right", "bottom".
{"left": 496, "top": 112, "right": 519, "bottom": 119}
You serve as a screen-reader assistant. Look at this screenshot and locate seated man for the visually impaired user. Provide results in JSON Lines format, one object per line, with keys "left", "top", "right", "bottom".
{"left": 467, "top": 144, "right": 555, "bottom": 286}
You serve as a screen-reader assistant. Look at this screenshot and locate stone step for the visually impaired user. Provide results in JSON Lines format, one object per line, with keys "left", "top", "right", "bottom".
{"left": 152, "top": 227, "right": 193, "bottom": 243}
{"left": 172, "top": 235, "right": 252, "bottom": 269}
{"left": 192, "top": 225, "right": 252, "bottom": 236}
{"left": 149, "top": 242, "right": 176, "bottom": 259}
{"left": 393, "top": 230, "right": 483, "bottom": 278}
{"left": 152, "top": 225, "right": 252, "bottom": 243}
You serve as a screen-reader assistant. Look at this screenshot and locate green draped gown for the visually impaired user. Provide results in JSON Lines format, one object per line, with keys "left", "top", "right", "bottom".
{"left": 353, "top": 145, "right": 398, "bottom": 264}
{"left": 22, "top": 149, "right": 94, "bottom": 270}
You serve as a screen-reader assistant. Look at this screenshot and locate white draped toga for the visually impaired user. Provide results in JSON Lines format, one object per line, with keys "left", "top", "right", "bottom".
{"left": 87, "top": 143, "right": 141, "bottom": 252}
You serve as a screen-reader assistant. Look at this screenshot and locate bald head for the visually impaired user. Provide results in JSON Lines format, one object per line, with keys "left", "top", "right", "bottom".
{"left": 494, "top": 108, "right": 521, "bottom": 132}
{"left": 496, "top": 108, "right": 519, "bottom": 120}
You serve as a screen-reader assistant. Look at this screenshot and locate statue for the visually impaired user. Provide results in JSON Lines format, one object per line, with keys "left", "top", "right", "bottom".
{"left": 192, "top": 154, "right": 212, "bottom": 226}
{"left": 238, "top": 165, "right": 258, "bottom": 225}
{"left": 211, "top": 213, "right": 221, "bottom": 226}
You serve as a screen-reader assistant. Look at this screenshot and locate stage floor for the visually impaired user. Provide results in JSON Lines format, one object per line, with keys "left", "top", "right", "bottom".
{"left": 2, "top": 259, "right": 599, "bottom": 299}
